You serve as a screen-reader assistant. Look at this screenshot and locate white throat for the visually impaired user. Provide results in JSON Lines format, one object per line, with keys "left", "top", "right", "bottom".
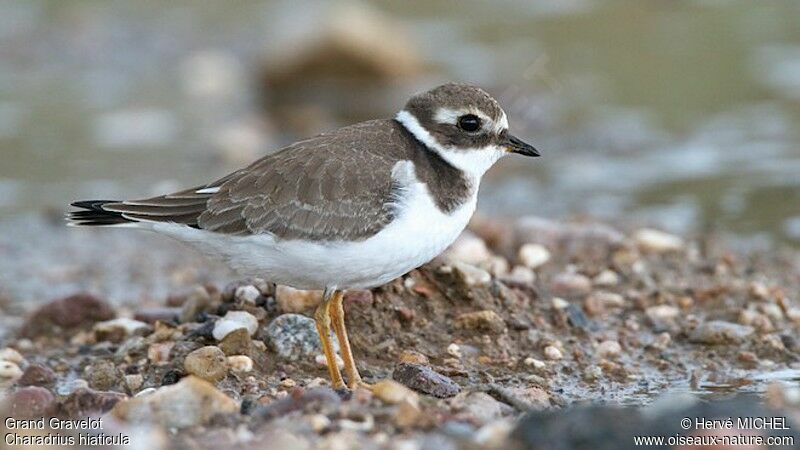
{"left": 396, "top": 110, "right": 505, "bottom": 180}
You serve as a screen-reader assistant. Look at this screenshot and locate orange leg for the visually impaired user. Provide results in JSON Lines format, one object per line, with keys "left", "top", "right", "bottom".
{"left": 314, "top": 288, "right": 345, "bottom": 390}
{"left": 329, "top": 290, "right": 372, "bottom": 390}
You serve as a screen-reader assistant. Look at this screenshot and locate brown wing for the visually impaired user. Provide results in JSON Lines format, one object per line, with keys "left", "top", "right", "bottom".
{"left": 198, "top": 120, "right": 405, "bottom": 241}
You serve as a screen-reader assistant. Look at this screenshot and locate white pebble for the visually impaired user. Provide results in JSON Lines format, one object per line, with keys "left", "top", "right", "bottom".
{"left": 596, "top": 340, "right": 622, "bottom": 358}
{"left": 544, "top": 346, "right": 563, "bottom": 360}
{"left": 523, "top": 357, "right": 546, "bottom": 369}
{"left": 213, "top": 311, "right": 259, "bottom": 341}
{"left": 552, "top": 297, "right": 569, "bottom": 310}
{"left": 315, "top": 353, "right": 344, "bottom": 369}
{"left": 518, "top": 244, "right": 551, "bottom": 269}
{"left": 0, "top": 361, "right": 23, "bottom": 382}
{"left": 634, "top": 228, "right": 684, "bottom": 252}
{"left": 234, "top": 285, "right": 261, "bottom": 305}
{"left": 227, "top": 355, "right": 254, "bottom": 373}
{"left": 506, "top": 265, "right": 536, "bottom": 284}
{"left": 592, "top": 270, "right": 619, "bottom": 286}
{"left": 0, "top": 347, "right": 25, "bottom": 365}
{"left": 447, "top": 343, "right": 462, "bottom": 358}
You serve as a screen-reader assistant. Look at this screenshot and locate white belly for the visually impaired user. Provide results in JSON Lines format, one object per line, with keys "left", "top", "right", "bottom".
{"left": 153, "top": 173, "right": 477, "bottom": 290}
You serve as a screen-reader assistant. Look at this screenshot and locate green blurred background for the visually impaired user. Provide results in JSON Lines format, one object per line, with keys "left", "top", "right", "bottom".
{"left": 1, "top": 0, "right": 799, "bottom": 245}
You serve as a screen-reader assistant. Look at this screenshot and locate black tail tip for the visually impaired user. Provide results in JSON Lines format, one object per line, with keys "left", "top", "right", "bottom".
{"left": 67, "top": 200, "right": 133, "bottom": 226}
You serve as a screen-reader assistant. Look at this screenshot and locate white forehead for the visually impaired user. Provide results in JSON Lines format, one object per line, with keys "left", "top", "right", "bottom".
{"left": 433, "top": 107, "right": 508, "bottom": 133}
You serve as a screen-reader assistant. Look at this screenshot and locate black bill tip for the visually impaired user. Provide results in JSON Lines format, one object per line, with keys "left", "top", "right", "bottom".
{"left": 505, "top": 134, "right": 540, "bottom": 157}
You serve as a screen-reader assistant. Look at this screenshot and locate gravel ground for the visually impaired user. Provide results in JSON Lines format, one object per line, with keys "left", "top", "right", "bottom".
{"left": 1, "top": 214, "right": 799, "bottom": 449}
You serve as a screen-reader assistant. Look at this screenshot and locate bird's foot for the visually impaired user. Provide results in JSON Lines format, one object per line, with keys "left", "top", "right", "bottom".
{"left": 349, "top": 380, "right": 374, "bottom": 392}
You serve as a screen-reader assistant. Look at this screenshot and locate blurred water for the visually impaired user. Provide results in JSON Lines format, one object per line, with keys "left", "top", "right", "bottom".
{"left": 1, "top": 0, "right": 799, "bottom": 243}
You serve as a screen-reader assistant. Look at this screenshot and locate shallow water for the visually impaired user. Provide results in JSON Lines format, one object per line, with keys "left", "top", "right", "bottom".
{"left": 1, "top": 0, "right": 799, "bottom": 245}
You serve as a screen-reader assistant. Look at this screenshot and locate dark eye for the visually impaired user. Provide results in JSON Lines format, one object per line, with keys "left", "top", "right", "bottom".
{"left": 457, "top": 114, "right": 481, "bottom": 132}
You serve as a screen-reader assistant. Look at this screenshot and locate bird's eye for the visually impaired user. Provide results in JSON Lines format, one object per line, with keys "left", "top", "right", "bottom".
{"left": 457, "top": 114, "right": 481, "bottom": 132}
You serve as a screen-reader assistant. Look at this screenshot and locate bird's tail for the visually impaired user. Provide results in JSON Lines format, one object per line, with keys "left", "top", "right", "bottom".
{"left": 67, "top": 200, "right": 138, "bottom": 227}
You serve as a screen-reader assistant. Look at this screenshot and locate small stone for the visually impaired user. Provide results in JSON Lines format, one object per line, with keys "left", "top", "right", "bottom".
{"left": 56, "top": 378, "right": 89, "bottom": 396}
{"left": 315, "top": 353, "right": 344, "bottom": 369}
{"left": 62, "top": 388, "right": 127, "bottom": 416}
{"left": 125, "top": 374, "right": 144, "bottom": 392}
{"left": 372, "top": 379, "right": 418, "bottom": 405}
{"left": 263, "top": 314, "right": 334, "bottom": 361}
{"left": 213, "top": 310, "right": 259, "bottom": 341}
{"left": 281, "top": 378, "right": 297, "bottom": 389}
{"left": 634, "top": 228, "right": 684, "bottom": 252}
{"left": 518, "top": 243, "right": 551, "bottom": 269}
{"left": 504, "top": 265, "right": 536, "bottom": 284}
{"left": 474, "top": 418, "right": 514, "bottom": 447}
{"left": 234, "top": 285, "right": 261, "bottom": 305}
{"left": 227, "top": 355, "right": 254, "bottom": 373}
{"left": 455, "top": 310, "right": 506, "bottom": 334}
{"left": 443, "top": 231, "right": 493, "bottom": 265}
{"left": 147, "top": 342, "right": 174, "bottom": 365}
{"left": 179, "top": 286, "right": 212, "bottom": 323}
{"left": 276, "top": 286, "right": 322, "bottom": 313}
{"left": 94, "top": 318, "right": 151, "bottom": 342}
{"left": 739, "top": 309, "right": 774, "bottom": 333}
{"left": 480, "top": 256, "right": 510, "bottom": 277}
{"left": 452, "top": 262, "right": 492, "bottom": 287}
{"left": 184, "top": 346, "right": 228, "bottom": 382}
{"left": 218, "top": 328, "right": 253, "bottom": 356}
{"left": 543, "top": 346, "right": 563, "bottom": 360}
{"left": 507, "top": 386, "right": 550, "bottom": 410}
{"left": 112, "top": 376, "right": 238, "bottom": 428}
{"left": 8, "top": 386, "right": 57, "bottom": 417}
{"left": 596, "top": 340, "right": 622, "bottom": 359}
{"left": 550, "top": 273, "right": 592, "bottom": 297}
{"left": 458, "top": 392, "right": 513, "bottom": 424}
{"left": 759, "top": 303, "right": 784, "bottom": 322}
{"left": 689, "top": 320, "right": 755, "bottom": 345}
{"left": 393, "top": 363, "right": 461, "bottom": 398}
{"left": 134, "top": 307, "right": 180, "bottom": 324}
{"left": 738, "top": 351, "right": 758, "bottom": 365}
{"left": 18, "top": 363, "right": 56, "bottom": 387}
{"left": 786, "top": 307, "right": 800, "bottom": 324}
{"left": 21, "top": 294, "right": 115, "bottom": 337}
{"left": 0, "top": 347, "right": 25, "bottom": 364}
{"left": 447, "top": 343, "right": 462, "bottom": 358}
{"left": 524, "top": 357, "right": 546, "bottom": 370}
{"left": 584, "top": 365, "right": 603, "bottom": 381}
{"left": 399, "top": 350, "right": 429, "bottom": 365}
{"left": 748, "top": 281, "right": 771, "bottom": 301}
{"left": 87, "top": 360, "right": 122, "bottom": 391}
{"left": 0, "top": 361, "right": 23, "bottom": 386}
{"left": 308, "top": 414, "right": 332, "bottom": 432}
{"left": 645, "top": 305, "right": 681, "bottom": 329}
{"left": 552, "top": 297, "right": 569, "bottom": 309}
{"left": 650, "top": 332, "right": 672, "bottom": 350}
{"left": 592, "top": 270, "right": 620, "bottom": 286}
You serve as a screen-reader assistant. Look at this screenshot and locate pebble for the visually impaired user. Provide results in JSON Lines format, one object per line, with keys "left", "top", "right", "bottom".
{"left": 227, "top": 355, "right": 254, "bottom": 373}
{"left": 184, "top": 346, "right": 228, "bottom": 382}
{"left": 264, "top": 314, "right": 333, "bottom": 361}
{"left": 0, "top": 360, "right": 24, "bottom": 386}
{"left": 634, "top": 228, "right": 684, "bottom": 252}
{"left": 504, "top": 265, "right": 536, "bottom": 284}
{"left": 276, "top": 286, "right": 322, "bottom": 313}
{"left": 218, "top": 328, "right": 253, "bottom": 356}
{"left": 18, "top": 363, "right": 56, "bottom": 387}
{"left": 479, "top": 255, "right": 510, "bottom": 277}
{"left": 451, "top": 262, "right": 492, "bottom": 287}
{"left": 213, "top": 310, "right": 259, "bottom": 341}
{"left": 524, "top": 357, "right": 546, "bottom": 370}
{"left": 443, "top": 231, "right": 493, "bottom": 265}
{"left": 62, "top": 387, "right": 128, "bottom": 416}
{"left": 518, "top": 243, "right": 551, "bottom": 269}
{"left": 134, "top": 306, "right": 180, "bottom": 324}
{"left": 458, "top": 392, "right": 512, "bottom": 424}
{"left": 234, "top": 285, "right": 261, "bottom": 305}
{"left": 474, "top": 418, "right": 514, "bottom": 447}
{"left": 455, "top": 310, "right": 506, "bottom": 334}
{"left": 689, "top": 321, "right": 755, "bottom": 345}
{"left": 93, "top": 318, "right": 150, "bottom": 342}
{"left": 592, "top": 269, "right": 620, "bottom": 286}
{"left": 125, "top": 374, "right": 144, "bottom": 392}
{"left": 112, "top": 376, "right": 238, "bottom": 428}
{"left": 21, "top": 293, "right": 115, "bottom": 337}
{"left": 645, "top": 305, "right": 680, "bottom": 329}
{"left": 0, "top": 347, "right": 25, "bottom": 364}
{"left": 543, "top": 346, "right": 563, "bottom": 360}
{"left": 552, "top": 297, "right": 569, "bottom": 309}
{"left": 87, "top": 360, "right": 122, "bottom": 391}
{"left": 7, "top": 386, "right": 57, "bottom": 417}
{"left": 738, "top": 309, "right": 774, "bottom": 333}
{"left": 372, "top": 379, "right": 419, "bottom": 405}
{"left": 447, "top": 343, "right": 462, "bottom": 358}
{"left": 399, "top": 350, "right": 429, "bottom": 365}
{"left": 315, "top": 353, "right": 344, "bottom": 369}
{"left": 179, "top": 286, "right": 213, "bottom": 323}
{"left": 748, "top": 281, "right": 771, "bottom": 301}
{"left": 584, "top": 291, "right": 625, "bottom": 316}
{"left": 550, "top": 273, "right": 592, "bottom": 297}
{"left": 786, "top": 307, "right": 800, "bottom": 325}
{"left": 393, "top": 363, "right": 461, "bottom": 398}
{"left": 508, "top": 386, "right": 551, "bottom": 410}
{"left": 148, "top": 342, "right": 174, "bottom": 365}
{"left": 596, "top": 340, "right": 622, "bottom": 359}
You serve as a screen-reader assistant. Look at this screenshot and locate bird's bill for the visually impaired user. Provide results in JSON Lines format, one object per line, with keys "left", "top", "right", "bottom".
{"left": 504, "top": 134, "right": 540, "bottom": 157}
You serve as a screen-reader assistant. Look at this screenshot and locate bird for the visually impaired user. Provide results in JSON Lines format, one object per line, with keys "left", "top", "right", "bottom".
{"left": 68, "top": 83, "right": 539, "bottom": 391}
